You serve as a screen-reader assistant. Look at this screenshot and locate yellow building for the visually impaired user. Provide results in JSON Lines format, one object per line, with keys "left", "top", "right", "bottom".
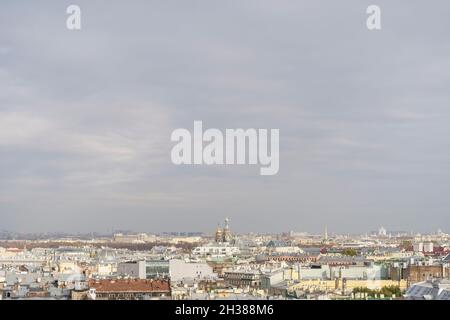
{"left": 289, "top": 279, "right": 407, "bottom": 293}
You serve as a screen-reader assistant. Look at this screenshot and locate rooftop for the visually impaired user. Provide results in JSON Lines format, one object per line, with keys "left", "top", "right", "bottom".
{"left": 89, "top": 279, "right": 170, "bottom": 293}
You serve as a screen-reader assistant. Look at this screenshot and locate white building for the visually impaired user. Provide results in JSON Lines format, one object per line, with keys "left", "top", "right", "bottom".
{"left": 413, "top": 242, "right": 424, "bottom": 253}
{"left": 113, "top": 233, "right": 157, "bottom": 243}
{"left": 96, "top": 263, "right": 116, "bottom": 276}
{"left": 423, "top": 242, "right": 434, "bottom": 253}
{"left": 192, "top": 244, "right": 240, "bottom": 257}
{"left": 117, "top": 261, "right": 146, "bottom": 279}
{"left": 169, "top": 259, "right": 216, "bottom": 283}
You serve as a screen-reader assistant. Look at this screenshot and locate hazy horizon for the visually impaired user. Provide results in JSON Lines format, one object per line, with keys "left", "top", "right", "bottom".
{"left": 1, "top": 1, "right": 450, "bottom": 234}
{"left": 0, "top": 224, "right": 442, "bottom": 237}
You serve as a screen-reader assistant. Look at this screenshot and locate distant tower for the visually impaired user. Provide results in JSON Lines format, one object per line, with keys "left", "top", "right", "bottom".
{"left": 222, "top": 217, "right": 232, "bottom": 242}
{"left": 215, "top": 224, "right": 223, "bottom": 243}
{"left": 378, "top": 226, "right": 387, "bottom": 237}
{"left": 324, "top": 225, "right": 328, "bottom": 241}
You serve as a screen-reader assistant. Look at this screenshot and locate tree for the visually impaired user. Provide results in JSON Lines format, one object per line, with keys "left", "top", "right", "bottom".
{"left": 342, "top": 248, "right": 358, "bottom": 256}
{"left": 353, "top": 285, "right": 402, "bottom": 298}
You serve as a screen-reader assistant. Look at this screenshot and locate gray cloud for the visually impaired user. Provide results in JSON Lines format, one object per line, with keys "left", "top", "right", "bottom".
{"left": 0, "top": 0, "right": 449, "bottom": 233}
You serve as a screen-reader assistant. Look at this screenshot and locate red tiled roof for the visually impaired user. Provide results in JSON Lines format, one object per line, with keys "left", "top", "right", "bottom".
{"left": 89, "top": 279, "right": 170, "bottom": 293}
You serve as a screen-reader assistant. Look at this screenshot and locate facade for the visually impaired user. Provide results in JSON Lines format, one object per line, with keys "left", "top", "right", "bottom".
{"left": 268, "top": 253, "right": 318, "bottom": 264}
{"left": 423, "top": 242, "right": 434, "bottom": 253}
{"left": 406, "top": 265, "right": 449, "bottom": 283}
{"left": 266, "top": 240, "right": 304, "bottom": 254}
{"left": 88, "top": 279, "right": 170, "bottom": 300}
{"left": 117, "top": 261, "right": 146, "bottom": 279}
{"left": 96, "top": 263, "right": 115, "bottom": 276}
{"left": 413, "top": 242, "right": 435, "bottom": 253}
{"left": 113, "top": 233, "right": 157, "bottom": 243}
{"left": 192, "top": 244, "right": 240, "bottom": 257}
{"left": 223, "top": 270, "right": 262, "bottom": 288}
{"left": 146, "top": 260, "right": 170, "bottom": 279}
{"left": 413, "top": 242, "right": 424, "bottom": 252}
{"left": 169, "top": 259, "right": 216, "bottom": 283}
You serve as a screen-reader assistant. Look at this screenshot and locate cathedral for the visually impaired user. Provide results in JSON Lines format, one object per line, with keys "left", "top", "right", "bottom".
{"left": 215, "top": 218, "right": 233, "bottom": 243}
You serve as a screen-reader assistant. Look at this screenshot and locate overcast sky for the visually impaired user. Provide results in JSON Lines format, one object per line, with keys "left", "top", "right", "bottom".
{"left": 1, "top": 1, "right": 449, "bottom": 234}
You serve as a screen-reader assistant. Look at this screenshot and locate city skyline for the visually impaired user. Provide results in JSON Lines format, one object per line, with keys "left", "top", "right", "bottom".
{"left": 1, "top": 217, "right": 449, "bottom": 301}
{"left": 1, "top": 1, "right": 450, "bottom": 234}
{"left": 0, "top": 222, "right": 447, "bottom": 237}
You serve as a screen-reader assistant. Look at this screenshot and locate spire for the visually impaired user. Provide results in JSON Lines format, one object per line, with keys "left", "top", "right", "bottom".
{"left": 224, "top": 217, "right": 230, "bottom": 229}
{"left": 324, "top": 225, "right": 328, "bottom": 241}
{"left": 222, "top": 217, "right": 232, "bottom": 242}
{"left": 215, "top": 223, "right": 223, "bottom": 243}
